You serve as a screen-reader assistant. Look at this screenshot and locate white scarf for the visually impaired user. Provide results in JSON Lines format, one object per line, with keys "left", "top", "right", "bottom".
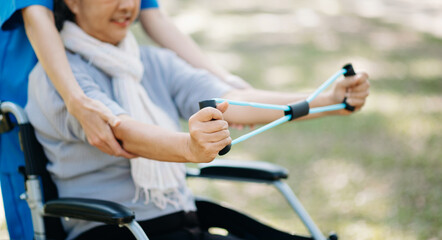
{"left": 60, "top": 21, "right": 187, "bottom": 210}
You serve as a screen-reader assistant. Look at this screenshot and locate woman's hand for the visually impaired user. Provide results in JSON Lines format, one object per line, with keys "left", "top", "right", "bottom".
{"left": 186, "top": 102, "right": 231, "bottom": 163}
{"left": 329, "top": 72, "right": 370, "bottom": 114}
{"left": 67, "top": 95, "right": 136, "bottom": 158}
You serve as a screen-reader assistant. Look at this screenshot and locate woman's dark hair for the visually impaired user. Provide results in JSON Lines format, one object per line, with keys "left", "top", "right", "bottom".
{"left": 54, "top": 0, "right": 75, "bottom": 31}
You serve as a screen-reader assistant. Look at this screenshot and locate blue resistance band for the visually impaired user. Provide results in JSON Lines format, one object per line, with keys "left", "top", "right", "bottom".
{"left": 199, "top": 63, "right": 357, "bottom": 155}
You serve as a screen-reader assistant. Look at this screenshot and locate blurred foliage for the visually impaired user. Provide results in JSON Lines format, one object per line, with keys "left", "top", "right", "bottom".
{"left": 134, "top": 0, "right": 442, "bottom": 239}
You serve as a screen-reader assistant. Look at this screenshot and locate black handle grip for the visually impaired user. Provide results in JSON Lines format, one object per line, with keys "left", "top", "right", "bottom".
{"left": 198, "top": 100, "right": 231, "bottom": 156}
{"left": 342, "top": 63, "right": 356, "bottom": 111}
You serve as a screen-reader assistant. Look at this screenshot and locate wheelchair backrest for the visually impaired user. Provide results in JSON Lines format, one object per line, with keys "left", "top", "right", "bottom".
{"left": 0, "top": 101, "right": 66, "bottom": 239}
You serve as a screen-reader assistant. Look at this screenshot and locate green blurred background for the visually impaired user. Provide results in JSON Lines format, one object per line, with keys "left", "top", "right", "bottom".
{"left": 134, "top": 0, "right": 442, "bottom": 239}
{"left": 1, "top": 0, "right": 441, "bottom": 239}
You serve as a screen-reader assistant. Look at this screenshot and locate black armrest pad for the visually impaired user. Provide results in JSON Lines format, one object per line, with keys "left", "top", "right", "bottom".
{"left": 197, "top": 160, "right": 288, "bottom": 181}
{"left": 44, "top": 198, "right": 135, "bottom": 225}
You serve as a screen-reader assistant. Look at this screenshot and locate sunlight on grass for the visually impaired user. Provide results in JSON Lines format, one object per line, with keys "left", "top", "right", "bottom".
{"left": 409, "top": 58, "right": 442, "bottom": 79}
{"left": 408, "top": 12, "right": 442, "bottom": 38}
{"left": 342, "top": 221, "right": 417, "bottom": 240}
{"left": 364, "top": 92, "right": 442, "bottom": 115}
{"left": 164, "top": 1, "right": 442, "bottom": 239}
{"left": 308, "top": 158, "right": 393, "bottom": 219}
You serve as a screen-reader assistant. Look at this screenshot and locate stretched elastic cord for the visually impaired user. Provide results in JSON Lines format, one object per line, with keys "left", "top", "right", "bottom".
{"left": 213, "top": 98, "right": 290, "bottom": 111}
{"left": 213, "top": 99, "right": 292, "bottom": 146}
{"left": 306, "top": 69, "right": 347, "bottom": 103}
{"left": 231, "top": 115, "right": 291, "bottom": 146}
{"left": 208, "top": 65, "right": 353, "bottom": 151}
{"left": 284, "top": 100, "right": 310, "bottom": 121}
{"left": 309, "top": 103, "right": 346, "bottom": 114}
{"left": 230, "top": 103, "right": 347, "bottom": 146}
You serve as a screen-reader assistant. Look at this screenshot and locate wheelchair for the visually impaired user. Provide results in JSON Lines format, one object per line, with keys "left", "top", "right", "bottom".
{"left": 0, "top": 100, "right": 338, "bottom": 240}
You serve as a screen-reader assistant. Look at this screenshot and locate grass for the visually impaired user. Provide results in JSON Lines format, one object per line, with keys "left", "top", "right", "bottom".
{"left": 159, "top": 0, "right": 442, "bottom": 239}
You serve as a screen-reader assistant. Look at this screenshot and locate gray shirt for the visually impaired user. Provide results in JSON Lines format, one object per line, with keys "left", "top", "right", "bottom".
{"left": 25, "top": 46, "right": 232, "bottom": 239}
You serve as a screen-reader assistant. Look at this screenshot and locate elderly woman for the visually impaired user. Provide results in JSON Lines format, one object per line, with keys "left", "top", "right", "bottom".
{"left": 1, "top": 0, "right": 251, "bottom": 237}
{"left": 25, "top": 0, "right": 370, "bottom": 239}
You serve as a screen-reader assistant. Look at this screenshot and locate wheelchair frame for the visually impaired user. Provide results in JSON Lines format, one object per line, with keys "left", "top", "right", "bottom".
{"left": 0, "top": 101, "right": 336, "bottom": 240}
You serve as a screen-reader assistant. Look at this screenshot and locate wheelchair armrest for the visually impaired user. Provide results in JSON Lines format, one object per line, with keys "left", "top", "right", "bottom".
{"left": 44, "top": 198, "right": 135, "bottom": 225}
{"left": 188, "top": 159, "right": 288, "bottom": 181}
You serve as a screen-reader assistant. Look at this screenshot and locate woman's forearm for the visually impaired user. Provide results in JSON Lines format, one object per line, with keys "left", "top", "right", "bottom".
{"left": 114, "top": 109, "right": 232, "bottom": 164}
{"left": 22, "top": 5, "right": 87, "bottom": 107}
{"left": 113, "top": 116, "right": 191, "bottom": 162}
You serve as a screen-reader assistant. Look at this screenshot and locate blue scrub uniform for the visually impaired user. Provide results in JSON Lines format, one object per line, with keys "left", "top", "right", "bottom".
{"left": 0, "top": 0, "right": 158, "bottom": 239}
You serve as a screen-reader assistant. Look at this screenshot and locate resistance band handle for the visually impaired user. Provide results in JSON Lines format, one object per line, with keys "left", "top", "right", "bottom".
{"left": 198, "top": 100, "right": 231, "bottom": 156}
{"left": 284, "top": 100, "right": 310, "bottom": 121}
{"left": 342, "top": 63, "right": 356, "bottom": 111}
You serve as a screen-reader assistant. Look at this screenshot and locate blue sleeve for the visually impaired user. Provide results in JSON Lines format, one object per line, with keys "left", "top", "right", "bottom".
{"left": 1, "top": 0, "right": 53, "bottom": 30}
{"left": 140, "top": 0, "right": 159, "bottom": 9}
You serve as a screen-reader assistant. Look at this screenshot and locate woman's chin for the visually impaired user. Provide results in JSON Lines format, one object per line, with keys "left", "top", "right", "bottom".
{"left": 97, "top": 35, "right": 126, "bottom": 46}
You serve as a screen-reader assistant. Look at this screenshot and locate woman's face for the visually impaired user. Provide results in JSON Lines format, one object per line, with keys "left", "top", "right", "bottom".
{"left": 65, "top": 0, "right": 140, "bottom": 45}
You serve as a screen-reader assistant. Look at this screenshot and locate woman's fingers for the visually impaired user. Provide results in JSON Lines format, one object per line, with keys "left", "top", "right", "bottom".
{"left": 198, "top": 120, "right": 229, "bottom": 133}
{"left": 106, "top": 114, "right": 121, "bottom": 128}
{"left": 347, "top": 90, "right": 370, "bottom": 99}
{"left": 70, "top": 96, "right": 135, "bottom": 157}
{"left": 345, "top": 97, "right": 366, "bottom": 108}
{"left": 349, "top": 80, "right": 370, "bottom": 93}
{"left": 345, "top": 74, "right": 370, "bottom": 109}
{"left": 200, "top": 129, "right": 231, "bottom": 143}
{"left": 355, "top": 72, "right": 369, "bottom": 85}
{"left": 214, "top": 137, "right": 232, "bottom": 151}
{"left": 188, "top": 105, "right": 232, "bottom": 162}
{"left": 88, "top": 99, "right": 122, "bottom": 128}
{"left": 195, "top": 107, "right": 224, "bottom": 122}
{"left": 84, "top": 117, "right": 136, "bottom": 158}
{"left": 216, "top": 101, "right": 229, "bottom": 113}
{"left": 190, "top": 120, "right": 230, "bottom": 144}
{"left": 107, "top": 138, "right": 137, "bottom": 158}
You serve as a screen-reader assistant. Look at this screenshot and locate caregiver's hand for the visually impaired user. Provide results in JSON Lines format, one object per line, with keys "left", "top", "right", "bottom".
{"left": 187, "top": 102, "right": 231, "bottom": 163}
{"left": 68, "top": 95, "right": 136, "bottom": 158}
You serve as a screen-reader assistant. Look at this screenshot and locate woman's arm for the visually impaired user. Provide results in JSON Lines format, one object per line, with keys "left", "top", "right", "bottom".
{"left": 113, "top": 73, "right": 369, "bottom": 163}
{"left": 139, "top": 9, "right": 251, "bottom": 89}
{"left": 113, "top": 103, "right": 231, "bottom": 163}
{"left": 222, "top": 72, "right": 370, "bottom": 124}
{"left": 22, "top": 5, "right": 134, "bottom": 158}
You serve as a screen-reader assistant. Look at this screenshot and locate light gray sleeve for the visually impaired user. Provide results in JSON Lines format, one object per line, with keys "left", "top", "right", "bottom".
{"left": 25, "top": 56, "right": 126, "bottom": 143}
{"left": 143, "top": 48, "right": 233, "bottom": 120}
{"left": 73, "top": 71, "right": 127, "bottom": 118}
{"left": 67, "top": 52, "right": 127, "bottom": 119}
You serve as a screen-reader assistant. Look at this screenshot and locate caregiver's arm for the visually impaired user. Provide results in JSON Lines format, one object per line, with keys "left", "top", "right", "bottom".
{"left": 222, "top": 72, "right": 370, "bottom": 124}
{"left": 112, "top": 103, "right": 231, "bottom": 163}
{"left": 22, "top": 5, "right": 133, "bottom": 158}
{"left": 140, "top": 9, "right": 251, "bottom": 89}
